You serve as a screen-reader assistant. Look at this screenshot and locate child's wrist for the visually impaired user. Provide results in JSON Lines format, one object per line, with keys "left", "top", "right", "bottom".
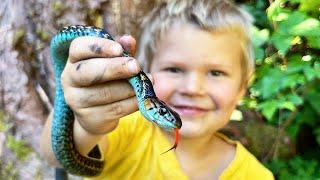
{"left": 73, "top": 119, "right": 105, "bottom": 156}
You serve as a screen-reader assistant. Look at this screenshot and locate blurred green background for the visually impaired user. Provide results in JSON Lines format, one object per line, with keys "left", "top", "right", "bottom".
{"left": 243, "top": 0, "right": 320, "bottom": 178}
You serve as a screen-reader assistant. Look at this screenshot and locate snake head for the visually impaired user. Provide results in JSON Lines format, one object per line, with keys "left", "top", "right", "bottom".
{"left": 142, "top": 98, "right": 182, "bottom": 130}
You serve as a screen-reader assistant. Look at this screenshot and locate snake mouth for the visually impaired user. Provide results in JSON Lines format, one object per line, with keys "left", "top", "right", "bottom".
{"left": 161, "top": 128, "right": 180, "bottom": 155}
{"left": 170, "top": 109, "right": 182, "bottom": 129}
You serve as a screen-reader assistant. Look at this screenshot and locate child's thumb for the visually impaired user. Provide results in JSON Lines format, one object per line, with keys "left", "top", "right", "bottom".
{"left": 117, "top": 35, "right": 137, "bottom": 56}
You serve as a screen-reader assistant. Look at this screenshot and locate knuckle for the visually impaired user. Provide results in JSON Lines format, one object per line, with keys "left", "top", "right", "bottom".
{"left": 109, "top": 102, "right": 124, "bottom": 117}
{"left": 118, "top": 82, "right": 135, "bottom": 98}
{"left": 64, "top": 96, "right": 75, "bottom": 107}
{"left": 100, "top": 86, "right": 112, "bottom": 101}
{"left": 60, "top": 70, "right": 69, "bottom": 87}
{"left": 114, "top": 58, "right": 130, "bottom": 76}
{"left": 75, "top": 108, "right": 89, "bottom": 123}
{"left": 63, "top": 89, "right": 78, "bottom": 108}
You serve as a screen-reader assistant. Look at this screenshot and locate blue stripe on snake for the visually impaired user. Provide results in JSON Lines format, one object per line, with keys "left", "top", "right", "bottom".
{"left": 50, "top": 25, "right": 182, "bottom": 177}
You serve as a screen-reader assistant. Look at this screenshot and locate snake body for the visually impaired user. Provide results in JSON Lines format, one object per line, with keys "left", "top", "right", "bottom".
{"left": 50, "top": 25, "right": 182, "bottom": 177}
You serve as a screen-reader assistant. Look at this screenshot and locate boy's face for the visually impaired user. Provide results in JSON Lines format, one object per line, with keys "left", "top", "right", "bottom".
{"left": 150, "top": 23, "right": 245, "bottom": 138}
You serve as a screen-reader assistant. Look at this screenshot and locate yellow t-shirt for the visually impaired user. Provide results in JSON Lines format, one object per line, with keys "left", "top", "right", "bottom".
{"left": 88, "top": 111, "right": 274, "bottom": 180}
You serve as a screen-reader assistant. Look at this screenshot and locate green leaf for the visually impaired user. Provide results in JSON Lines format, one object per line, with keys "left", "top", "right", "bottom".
{"left": 299, "top": 0, "right": 320, "bottom": 14}
{"left": 314, "top": 128, "right": 320, "bottom": 145}
{"left": 286, "top": 123, "right": 300, "bottom": 138}
{"left": 286, "top": 93, "right": 304, "bottom": 105}
{"left": 280, "top": 101, "right": 296, "bottom": 111}
{"left": 267, "top": 0, "right": 291, "bottom": 22}
{"left": 290, "top": 0, "right": 301, "bottom": 3}
{"left": 280, "top": 73, "right": 305, "bottom": 89}
{"left": 267, "top": 0, "right": 282, "bottom": 21}
{"left": 315, "top": 61, "right": 320, "bottom": 78}
{"left": 267, "top": 159, "right": 287, "bottom": 174}
{"left": 307, "top": 36, "right": 320, "bottom": 49}
{"left": 259, "top": 76, "right": 281, "bottom": 99}
{"left": 258, "top": 100, "right": 279, "bottom": 120}
{"left": 286, "top": 57, "right": 305, "bottom": 73}
{"left": 290, "top": 18, "right": 320, "bottom": 37}
{"left": 6, "top": 135, "right": 32, "bottom": 161}
{"left": 303, "top": 66, "right": 317, "bottom": 81}
{"left": 278, "top": 11, "right": 307, "bottom": 34}
{"left": 252, "top": 27, "right": 269, "bottom": 61}
{"left": 306, "top": 92, "right": 320, "bottom": 115}
{"left": 273, "top": 12, "right": 290, "bottom": 22}
{"left": 253, "top": 68, "right": 283, "bottom": 99}
{"left": 254, "top": 47, "right": 265, "bottom": 61}
{"left": 271, "top": 33, "right": 294, "bottom": 55}
{"left": 252, "top": 27, "right": 270, "bottom": 47}
{"left": 296, "top": 103, "right": 317, "bottom": 126}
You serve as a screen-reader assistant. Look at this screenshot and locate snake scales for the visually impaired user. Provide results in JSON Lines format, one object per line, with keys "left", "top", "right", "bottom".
{"left": 50, "top": 25, "right": 182, "bottom": 177}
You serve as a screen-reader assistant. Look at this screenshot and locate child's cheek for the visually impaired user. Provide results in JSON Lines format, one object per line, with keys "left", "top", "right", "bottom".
{"left": 211, "top": 82, "right": 241, "bottom": 111}
{"left": 153, "top": 74, "right": 173, "bottom": 103}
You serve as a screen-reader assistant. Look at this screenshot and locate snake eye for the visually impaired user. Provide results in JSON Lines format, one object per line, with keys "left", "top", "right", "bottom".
{"left": 159, "top": 108, "right": 167, "bottom": 116}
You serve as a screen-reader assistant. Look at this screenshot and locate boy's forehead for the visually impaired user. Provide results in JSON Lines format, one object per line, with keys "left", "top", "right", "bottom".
{"left": 159, "top": 22, "right": 242, "bottom": 48}
{"left": 155, "top": 23, "right": 243, "bottom": 65}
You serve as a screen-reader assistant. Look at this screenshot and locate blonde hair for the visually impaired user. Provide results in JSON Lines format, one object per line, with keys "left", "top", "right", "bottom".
{"left": 136, "top": 0, "right": 255, "bottom": 85}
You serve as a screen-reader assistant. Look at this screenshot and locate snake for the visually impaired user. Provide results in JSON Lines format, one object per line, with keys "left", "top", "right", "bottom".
{"left": 50, "top": 25, "right": 182, "bottom": 177}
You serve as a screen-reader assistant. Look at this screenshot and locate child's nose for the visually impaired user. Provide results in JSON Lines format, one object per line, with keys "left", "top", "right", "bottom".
{"left": 179, "top": 73, "right": 205, "bottom": 96}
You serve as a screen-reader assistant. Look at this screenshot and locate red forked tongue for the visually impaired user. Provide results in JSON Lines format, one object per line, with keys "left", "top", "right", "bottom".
{"left": 161, "top": 128, "right": 180, "bottom": 155}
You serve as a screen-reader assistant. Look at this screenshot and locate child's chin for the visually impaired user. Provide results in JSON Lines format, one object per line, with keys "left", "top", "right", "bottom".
{"left": 178, "top": 122, "right": 207, "bottom": 138}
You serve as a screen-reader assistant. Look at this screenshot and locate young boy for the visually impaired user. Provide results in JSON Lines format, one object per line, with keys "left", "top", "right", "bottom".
{"left": 40, "top": 0, "right": 274, "bottom": 179}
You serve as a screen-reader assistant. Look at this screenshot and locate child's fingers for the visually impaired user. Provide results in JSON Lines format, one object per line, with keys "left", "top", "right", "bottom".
{"left": 68, "top": 36, "right": 123, "bottom": 63}
{"left": 62, "top": 57, "right": 140, "bottom": 87}
{"left": 75, "top": 96, "right": 138, "bottom": 134}
{"left": 64, "top": 80, "right": 135, "bottom": 108}
{"left": 117, "top": 35, "right": 137, "bottom": 56}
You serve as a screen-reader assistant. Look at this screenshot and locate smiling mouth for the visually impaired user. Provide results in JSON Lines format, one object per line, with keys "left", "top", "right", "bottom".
{"left": 172, "top": 105, "right": 208, "bottom": 117}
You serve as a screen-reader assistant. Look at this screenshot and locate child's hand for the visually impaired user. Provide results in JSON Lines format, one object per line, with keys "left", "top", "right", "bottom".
{"left": 61, "top": 35, "right": 140, "bottom": 135}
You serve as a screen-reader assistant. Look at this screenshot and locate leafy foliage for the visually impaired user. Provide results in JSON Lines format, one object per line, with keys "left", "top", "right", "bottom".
{"left": 244, "top": 0, "right": 320, "bottom": 178}
{"left": 0, "top": 110, "right": 32, "bottom": 179}
{"left": 266, "top": 156, "right": 320, "bottom": 179}
{"left": 0, "top": 161, "right": 18, "bottom": 180}
{"left": 6, "top": 135, "right": 32, "bottom": 161}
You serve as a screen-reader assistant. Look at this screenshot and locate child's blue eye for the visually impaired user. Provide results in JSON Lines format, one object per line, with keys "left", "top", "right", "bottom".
{"left": 164, "top": 67, "right": 182, "bottom": 73}
{"left": 209, "top": 70, "right": 224, "bottom": 77}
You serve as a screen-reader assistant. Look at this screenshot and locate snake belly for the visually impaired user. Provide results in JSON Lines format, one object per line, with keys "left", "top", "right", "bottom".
{"left": 50, "top": 25, "right": 182, "bottom": 177}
